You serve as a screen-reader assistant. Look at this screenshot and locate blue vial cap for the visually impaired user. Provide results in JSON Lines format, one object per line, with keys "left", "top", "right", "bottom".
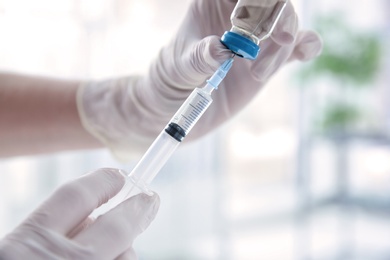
{"left": 221, "top": 31, "right": 260, "bottom": 60}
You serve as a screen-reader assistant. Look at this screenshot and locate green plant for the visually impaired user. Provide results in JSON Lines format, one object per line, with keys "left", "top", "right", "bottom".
{"left": 299, "top": 14, "right": 382, "bottom": 86}
{"left": 315, "top": 102, "right": 361, "bottom": 133}
{"left": 297, "top": 14, "right": 382, "bottom": 133}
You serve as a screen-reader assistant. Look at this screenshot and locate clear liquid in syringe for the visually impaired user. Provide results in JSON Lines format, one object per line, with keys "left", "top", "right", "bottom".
{"left": 171, "top": 89, "right": 213, "bottom": 133}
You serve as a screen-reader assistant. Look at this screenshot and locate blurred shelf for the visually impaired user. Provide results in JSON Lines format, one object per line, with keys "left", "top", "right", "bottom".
{"left": 304, "top": 132, "right": 390, "bottom": 146}
{"left": 306, "top": 195, "right": 390, "bottom": 214}
{"left": 308, "top": 251, "right": 390, "bottom": 260}
{"left": 230, "top": 194, "right": 390, "bottom": 231}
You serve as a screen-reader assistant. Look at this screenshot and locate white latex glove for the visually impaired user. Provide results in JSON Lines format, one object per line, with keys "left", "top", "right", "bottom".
{"left": 0, "top": 168, "right": 160, "bottom": 260}
{"left": 77, "top": 0, "right": 323, "bottom": 161}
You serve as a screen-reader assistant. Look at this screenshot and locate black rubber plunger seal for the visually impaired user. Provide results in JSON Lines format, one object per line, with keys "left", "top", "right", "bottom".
{"left": 165, "top": 123, "right": 186, "bottom": 142}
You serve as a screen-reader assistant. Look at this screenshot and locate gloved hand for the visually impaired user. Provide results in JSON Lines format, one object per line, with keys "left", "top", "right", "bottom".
{"left": 0, "top": 168, "right": 160, "bottom": 260}
{"left": 77, "top": 0, "right": 323, "bottom": 161}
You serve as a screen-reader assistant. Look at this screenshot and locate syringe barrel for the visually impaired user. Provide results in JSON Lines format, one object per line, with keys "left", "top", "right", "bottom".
{"left": 93, "top": 130, "right": 179, "bottom": 217}
{"left": 127, "top": 87, "right": 214, "bottom": 189}
{"left": 91, "top": 132, "right": 177, "bottom": 217}
{"left": 128, "top": 87, "right": 213, "bottom": 187}
{"left": 91, "top": 174, "right": 146, "bottom": 217}
{"left": 170, "top": 87, "right": 213, "bottom": 135}
{"left": 128, "top": 130, "right": 180, "bottom": 187}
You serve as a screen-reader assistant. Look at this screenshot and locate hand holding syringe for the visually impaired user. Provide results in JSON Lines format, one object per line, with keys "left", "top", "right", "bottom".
{"left": 94, "top": 0, "right": 288, "bottom": 215}
{"left": 93, "top": 57, "right": 234, "bottom": 215}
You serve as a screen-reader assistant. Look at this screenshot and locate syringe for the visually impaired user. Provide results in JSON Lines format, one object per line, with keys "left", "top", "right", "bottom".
{"left": 93, "top": 0, "right": 288, "bottom": 215}
{"left": 95, "top": 57, "right": 234, "bottom": 214}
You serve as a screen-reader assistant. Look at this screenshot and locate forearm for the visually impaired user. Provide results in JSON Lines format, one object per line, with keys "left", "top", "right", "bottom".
{"left": 0, "top": 72, "right": 103, "bottom": 157}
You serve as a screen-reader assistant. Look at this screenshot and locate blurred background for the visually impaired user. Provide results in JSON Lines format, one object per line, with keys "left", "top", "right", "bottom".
{"left": 1, "top": 0, "right": 389, "bottom": 259}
